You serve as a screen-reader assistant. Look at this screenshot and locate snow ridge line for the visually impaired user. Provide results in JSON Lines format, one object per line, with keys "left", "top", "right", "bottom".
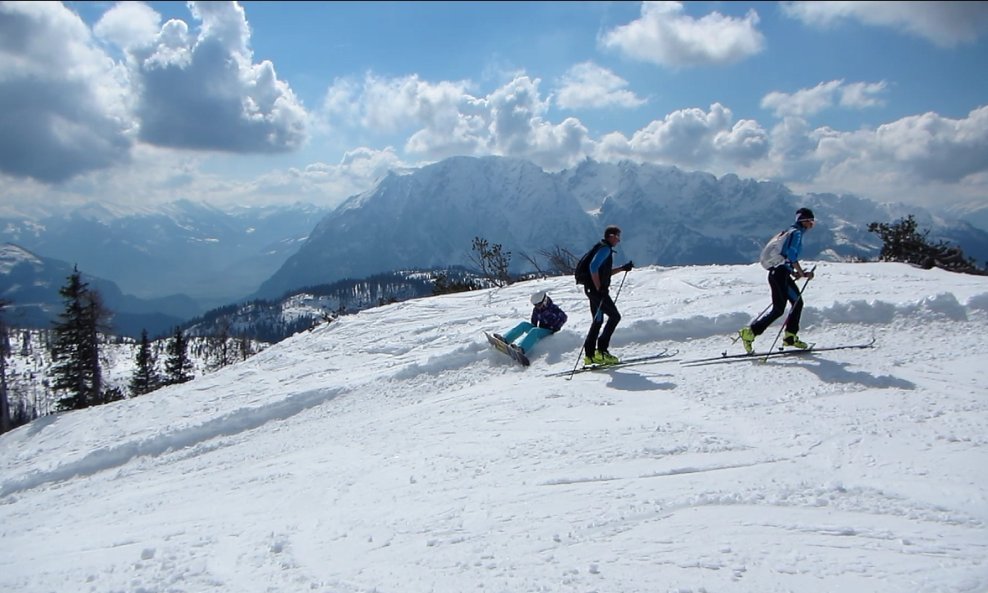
{"left": 0, "top": 386, "right": 345, "bottom": 498}
{"left": 621, "top": 292, "right": 988, "bottom": 342}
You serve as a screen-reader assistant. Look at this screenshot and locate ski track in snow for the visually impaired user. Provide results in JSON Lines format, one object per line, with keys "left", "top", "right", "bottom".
{"left": 1, "top": 263, "right": 986, "bottom": 593}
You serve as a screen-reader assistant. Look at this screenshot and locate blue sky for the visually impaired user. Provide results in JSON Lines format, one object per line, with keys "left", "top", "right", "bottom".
{"left": 2, "top": 1, "right": 987, "bottom": 217}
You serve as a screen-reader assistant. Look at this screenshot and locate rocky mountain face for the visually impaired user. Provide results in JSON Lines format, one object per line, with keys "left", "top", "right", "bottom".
{"left": 256, "top": 156, "right": 988, "bottom": 299}
{"left": 256, "top": 156, "right": 599, "bottom": 299}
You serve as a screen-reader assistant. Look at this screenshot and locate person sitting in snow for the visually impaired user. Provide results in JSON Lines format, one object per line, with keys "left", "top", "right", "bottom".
{"left": 494, "top": 291, "right": 567, "bottom": 356}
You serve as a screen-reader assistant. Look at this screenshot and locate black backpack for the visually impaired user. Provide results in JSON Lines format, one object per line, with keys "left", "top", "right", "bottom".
{"left": 574, "top": 243, "right": 603, "bottom": 285}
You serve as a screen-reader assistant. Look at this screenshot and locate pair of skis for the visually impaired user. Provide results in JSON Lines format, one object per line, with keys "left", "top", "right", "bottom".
{"left": 544, "top": 349, "right": 679, "bottom": 378}
{"left": 678, "top": 337, "right": 876, "bottom": 367}
{"left": 487, "top": 331, "right": 876, "bottom": 375}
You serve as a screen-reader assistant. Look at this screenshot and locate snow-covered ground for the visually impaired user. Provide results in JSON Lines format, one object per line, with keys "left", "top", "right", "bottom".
{"left": 1, "top": 262, "right": 986, "bottom": 593}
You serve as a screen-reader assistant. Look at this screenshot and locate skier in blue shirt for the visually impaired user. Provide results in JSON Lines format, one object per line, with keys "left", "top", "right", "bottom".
{"left": 739, "top": 208, "right": 816, "bottom": 353}
{"left": 580, "top": 225, "right": 633, "bottom": 366}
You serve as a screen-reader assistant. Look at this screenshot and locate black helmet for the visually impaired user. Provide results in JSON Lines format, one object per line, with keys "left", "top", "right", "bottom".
{"left": 795, "top": 208, "right": 815, "bottom": 222}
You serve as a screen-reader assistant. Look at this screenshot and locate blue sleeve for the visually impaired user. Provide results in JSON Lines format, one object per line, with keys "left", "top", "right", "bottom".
{"left": 589, "top": 247, "right": 610, "bottom": 274}
{"left": 781, "top": 227, "right": 803, "bottom": 263}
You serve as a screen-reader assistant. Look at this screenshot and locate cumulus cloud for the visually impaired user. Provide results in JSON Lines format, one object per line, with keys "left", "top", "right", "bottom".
{"left": 761, "top": 106, "right": 988, "bottom": 205}
{"left": 130, "top": 1, "right": 308, "bottom": 153}
{"left": 319, "top": 73, "right": 592, "bottom": 171}
{"left": 595, "top": 103, "right": 770, "bottom": 169}
{"left": 601, "top": 1, "right": 765, "bottom": 68}
{"left": 0, "top": 1, "right": 308, "bottom": 186}
{"left": 839, "top": 81, "right": 889, "bottom": 110}
{"left": 554, "top": 62, "right": 646, "bottom": 110}
{"left": 246, "top": 147, "right": 405, "bottom": 207}
{"left": 761, "top": 79, "right": 887, "bottom": 118}
{"left": 0, "top": 2, "right": 133, "bottom": 183}
{"left": 92, "top": 2, "right": 160, "bottom": 51}
{"left": 781, "top": 1, "right": 988, "bottom": 48}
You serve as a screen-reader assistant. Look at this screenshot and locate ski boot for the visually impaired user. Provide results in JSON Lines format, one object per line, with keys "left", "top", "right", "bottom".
{"left": 738, "top": 327, "right": 755, "bottom": 354}
{"left": 783, "top": 331, "right": 808, "bottom": 349}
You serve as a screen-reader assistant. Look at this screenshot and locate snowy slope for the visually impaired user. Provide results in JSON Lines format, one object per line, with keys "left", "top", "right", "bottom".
{"left": 1, "top": 262, "right": 986, "bottom": 593}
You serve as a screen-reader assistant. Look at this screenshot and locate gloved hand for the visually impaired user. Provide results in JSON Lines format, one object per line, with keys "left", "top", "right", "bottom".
{"left": 621, "top": 261, "right": 634, "bottom": 272}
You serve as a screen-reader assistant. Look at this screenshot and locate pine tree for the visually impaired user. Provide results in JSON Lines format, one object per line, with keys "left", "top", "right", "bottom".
{"left": 129, "top": 329, "right": 162, "bottom": 396}
{"left": 51, "top": 267, "right": 108, "bottom": 411}
{"left": 0, "top": 300, "right": 11, "bottom": 434}
{"left": 164, "top": 326, "right": 194, "bottom": 385}
{"left": 868, "top": 215, "right": 986, "bottom": 274}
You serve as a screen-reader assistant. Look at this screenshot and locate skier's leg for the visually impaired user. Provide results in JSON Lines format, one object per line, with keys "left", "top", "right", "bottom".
{"left": 584, "top": 290, "right": 604, "bottom": 359}
{"left": 751, "top": 268, "right": 788, "bottom": 336}
{"left": 596, "top": 295, "right": 622, "bottom": 353}
{"left": 517, "top": 327, "right": 552, "bottom": 353}
{"left": 502, "top": 322, "right": 533, "bottom": 344}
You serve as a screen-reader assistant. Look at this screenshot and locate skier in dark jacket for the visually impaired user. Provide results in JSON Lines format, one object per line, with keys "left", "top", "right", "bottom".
{"left": 495, "top": 291, "right": 568, "bottom": 355}
{"left": 739, "top": 208, "right": 816, "bottom": 353}
{"left": 581, "top": 225, "right": 633, "bottom": 365}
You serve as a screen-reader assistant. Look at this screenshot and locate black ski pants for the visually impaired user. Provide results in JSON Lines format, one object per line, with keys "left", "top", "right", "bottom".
{"left": 583, "top": 287, "right": 621, "bottom": 357}
{"left": 751, "top": 266, "right": 803, "bottom": 336}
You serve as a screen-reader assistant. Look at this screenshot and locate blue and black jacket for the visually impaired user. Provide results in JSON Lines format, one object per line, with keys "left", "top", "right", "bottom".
{"left": 779, "top": 223, "right": 805, "bottom": 273}
{"left": 588, "top": 240, "right": 616, "bottom": 291}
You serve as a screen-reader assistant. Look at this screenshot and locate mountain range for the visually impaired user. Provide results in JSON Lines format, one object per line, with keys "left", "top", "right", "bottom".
{"left": 0, "top": 200, "right": 328, "bottom": 308}
{"left": 255, "top": 156, "right": 988, "bottom": 299}
{"left": 0, "top": 243, "right": 194, "bottom": 338}
{"left": 3, "top": 156, "right": 987, "bottom": 334}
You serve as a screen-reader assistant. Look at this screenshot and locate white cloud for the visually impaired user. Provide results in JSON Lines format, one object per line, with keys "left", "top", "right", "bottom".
{"left": 249, "top": 147, "right": 406, "bottom": 207}
{"left": 359, "top": 74, "right": 479, "bottom": 135}
{"left": 761, "top": 80, "right": 887, "bottom": 118}
{"left": 839, "top": 81, "right": 888, "bottom": 110}
{"left": 762, "top": 81, "right": 844, "bottom": 118}
{"left": 601, "top": 1, "right": 765, "bottom": 68}
{"left": 129, "top": 1, "right": 308, "bottom": 153}
{"left": 486, "top": 76, "right": 592, "bottom": 170}
{"left": 0, "top": 2, "right": 134, "bottom": 183}
{"left": 554, "top": 62, "right": 646, "bottom": 110}
{"left": 766, "top": 106, "right": 988, "bottom": 206}
{"left": 595, "top": 103, "right": 769, "bottom": 169}
{"left": 93, "top": 2, "right": 161, "bottom": 51}
{"left": 781, "top": 1, "right": 988, "bottom": 48}
{"left": 319, "top": 74, "right": 592, "bottom": 172}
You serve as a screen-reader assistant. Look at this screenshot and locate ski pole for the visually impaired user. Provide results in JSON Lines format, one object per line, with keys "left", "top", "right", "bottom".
{"left": 731, "top": 301, "right": 773, "bottom": 346}
{"left": 567, "top": 270, "right": 629, "bottom": 380}
{"left": 764, "top": 265, "right": 816, "bottom": 357}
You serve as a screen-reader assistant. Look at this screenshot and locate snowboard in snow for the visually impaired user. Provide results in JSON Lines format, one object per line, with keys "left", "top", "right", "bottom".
{"left": 485, "top": 332, "right": 530, "bottom": 367}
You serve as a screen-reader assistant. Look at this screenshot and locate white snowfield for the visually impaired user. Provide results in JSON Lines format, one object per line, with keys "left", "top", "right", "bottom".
{"left": 1, "top": 262, "right": 986, "bottom": 593}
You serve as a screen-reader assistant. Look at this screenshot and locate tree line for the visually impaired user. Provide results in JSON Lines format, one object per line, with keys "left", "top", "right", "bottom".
{"left": 0, "top": 267, "right": 262, "bottom": 434}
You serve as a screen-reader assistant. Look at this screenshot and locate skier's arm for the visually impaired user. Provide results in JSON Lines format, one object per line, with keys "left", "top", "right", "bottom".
{"left": 783, "top": 230, "right": 813, "bottom": 278}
